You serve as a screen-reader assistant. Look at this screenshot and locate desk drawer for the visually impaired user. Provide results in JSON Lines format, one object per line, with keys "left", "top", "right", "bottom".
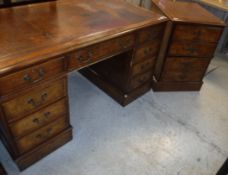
{"left": 130, "top": 71, "right": 152, "bottom": 90}
{"left": 161, "top": 57, "right": 210, "bottom": 82}
{"left": 68, "top": 34, "right": 135, "bottom": 70}
{"left": 172, "top": 24, "right": 223, "bottom": 43}
{"left": 132, "top": 58, "right": 155, "bottom": 76}
{"left": 16, "top": 116, "right": 69, "bottom": 154}
{"left": 0, "top": 57, "right": 65, "bottom": 95}
{"left": 138, "top": 23, "right": 165, "bottom": 44}
{"left": 133, "top": 42, "right": 160, "bottom": 64}
{"left": 2, "top": 79, "right": 66, "bottom": 122}
{"left": 168, "top": 41, "right": 217, "bottom": 58}
{"left": 9, "top": 99, "right": 67, "bottom": 138}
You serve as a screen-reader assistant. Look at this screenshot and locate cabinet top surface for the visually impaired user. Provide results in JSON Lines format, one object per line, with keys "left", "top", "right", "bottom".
{"left": 0, "top": 0, "right": 167, "bottom": 75}
{"left": 200, "top": 0, "right": 228, "bottom": 11}
{"left": 151, "top": 0, "right": 225, "bottom": 25}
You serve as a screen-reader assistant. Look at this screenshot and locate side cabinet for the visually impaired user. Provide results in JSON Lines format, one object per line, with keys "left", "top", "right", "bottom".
{"left": 151, "top": 0, "right": 225, "bottom": 91}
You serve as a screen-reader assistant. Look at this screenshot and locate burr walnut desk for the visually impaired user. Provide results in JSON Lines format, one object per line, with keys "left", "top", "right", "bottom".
{"left": 151, "top": 0, "right": 225, "bottom": 91}
{"left": 0, "top": 0, "right": 167, "bottom": 170}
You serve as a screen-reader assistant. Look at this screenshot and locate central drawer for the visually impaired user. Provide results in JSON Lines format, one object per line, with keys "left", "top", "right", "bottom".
{"left": 9, "top": 99, "right": 68, "bottom": 138}
{"left": 2, "top": 79, "right": 66, "bottom": 123}
{"left": 68, "top": 34, "right": 135, "bottom": 70}
{"left": 16, "top": 116, "right": 69, "bottom": 154}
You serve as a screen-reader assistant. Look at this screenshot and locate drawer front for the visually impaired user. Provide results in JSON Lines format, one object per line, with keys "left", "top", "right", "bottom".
{"left": 9, "top": 99, "right": 67, "bottom": 138}
{"left": 168, "top": 41, "right": 217, "bottom": 58}
{"left": 2, "top": 79, "right": 66, "bottom": 122}
{"left": 172, "top": 24, "right": 223, "bottom": 43}
{"left": 16, "top": 117, "right": 69, "bottom": 154}
{"left": 132, "top": 58, "right": 155, "bottom": 76}
{"left": 133, "top": 41, "right": 160, "bottom": 63}
{"left": 16, "top": 128, "right": 72, "bottom": 170}
{"left": 68, "top": 34, "right": 135, "bottom": 70}
{"left": 130, "top": 71, "right": 152, "bottom": 90}
{"left": 161, "top": 57, "right": 210, "bottom": 82}
{"left": 0, "top": 57, "right": 65, "bottom": 95}
{"left": 138, "top": 23, "right": 165, "bottom": 44}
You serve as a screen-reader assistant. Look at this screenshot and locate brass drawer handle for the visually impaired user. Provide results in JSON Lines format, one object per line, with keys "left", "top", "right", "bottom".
{"left": 23, "top": 68, "right": 45, "bottom": 84}
{"left": 27, "top": 93, "right": 48, "bottom": 107}
{"left": 35, "top": 127, "right": 53, "bottom": 139}
{"left": 33, "top": 118, "right": 40, "bottom": 124}
{"left": 78, "top": 52, "right": 93, "bottom": 63}
{"left": 44, "top": 111, "right": 51, "bottom": 118}
{"left": 47, "top": 128, "right": 53, "bottom": 134}
{"left": 32, "top": 111, "right": 51, "bottom": 125}
{"left": 119, "top": 39, "right": 129, "bottom": 49}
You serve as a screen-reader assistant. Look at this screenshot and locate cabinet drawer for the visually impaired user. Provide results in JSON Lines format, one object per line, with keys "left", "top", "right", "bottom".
{"left": 16, "top": 116, "right": 69, "bottom": 154}
{"left": 16, "top": 127, "right": 72, "bottom": 170}
{"left": 172, "top": 24, "right": 223, "bottom": 43}
{"left": 168, "top": 41, "right": 217, "bottom": 58}
{"left": 138, "top": 23, "right": 165, "bottom": 44}
{"left": 130, "top": 71, "right": 152, "bottom": 90}
{"left": 132, "top": 58, "right": 155, "bottom": 76}
{"left": 2, "top": 79, "right": 66, "bottom": 122}
{"left": 133, "top": 41, "right": 160, "bottom": 64}
{"left": 68, "top": 34, "right": 135, "bottom": 70}
{"left": 161, "top": 57, "right": 210, "bottom": 82}
{"left": 0, "top": 57, "right": 65, "bottom": 95}
{"left": 9, "top": 99, "right": 68, "bottom": 138}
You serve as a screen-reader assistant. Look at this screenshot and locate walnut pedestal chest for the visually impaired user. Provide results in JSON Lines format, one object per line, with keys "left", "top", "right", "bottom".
{"left": 151, "top": 0, "right": 225, "bottom": 91}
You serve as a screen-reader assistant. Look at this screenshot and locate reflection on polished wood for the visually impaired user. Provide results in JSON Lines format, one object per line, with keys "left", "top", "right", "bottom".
{"left": 0, "top": 0, "right": 167, "bottom": 170}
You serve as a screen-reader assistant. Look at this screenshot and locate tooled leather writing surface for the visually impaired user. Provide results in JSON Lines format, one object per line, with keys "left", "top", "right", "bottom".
{"left": 0, "top": 0, "right": 167, "bottom": 76}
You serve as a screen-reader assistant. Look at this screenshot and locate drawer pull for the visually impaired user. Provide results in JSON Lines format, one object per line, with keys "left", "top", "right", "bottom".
{"left": 27, "top": 93, "right": 48, "bottom": 107}
{"left": 44, "top": 111, "right": 51, "bottom": 118}
{"left": 35, "top": 127, "right": 53, "bottom": 140}
{"left": 120, "top": 43, "right": 128, "bottom": 49}
{"left": 33, "top": 118, "right": 40, "bottom": 124}
{"left": 47, "top": 128, "right": 53, "bottom": 134}
{"left": 23, "top": 68, "right": 45, "bottom": 84}
{"left": 78, "top": 52, "right": 93, "bottom": 63}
